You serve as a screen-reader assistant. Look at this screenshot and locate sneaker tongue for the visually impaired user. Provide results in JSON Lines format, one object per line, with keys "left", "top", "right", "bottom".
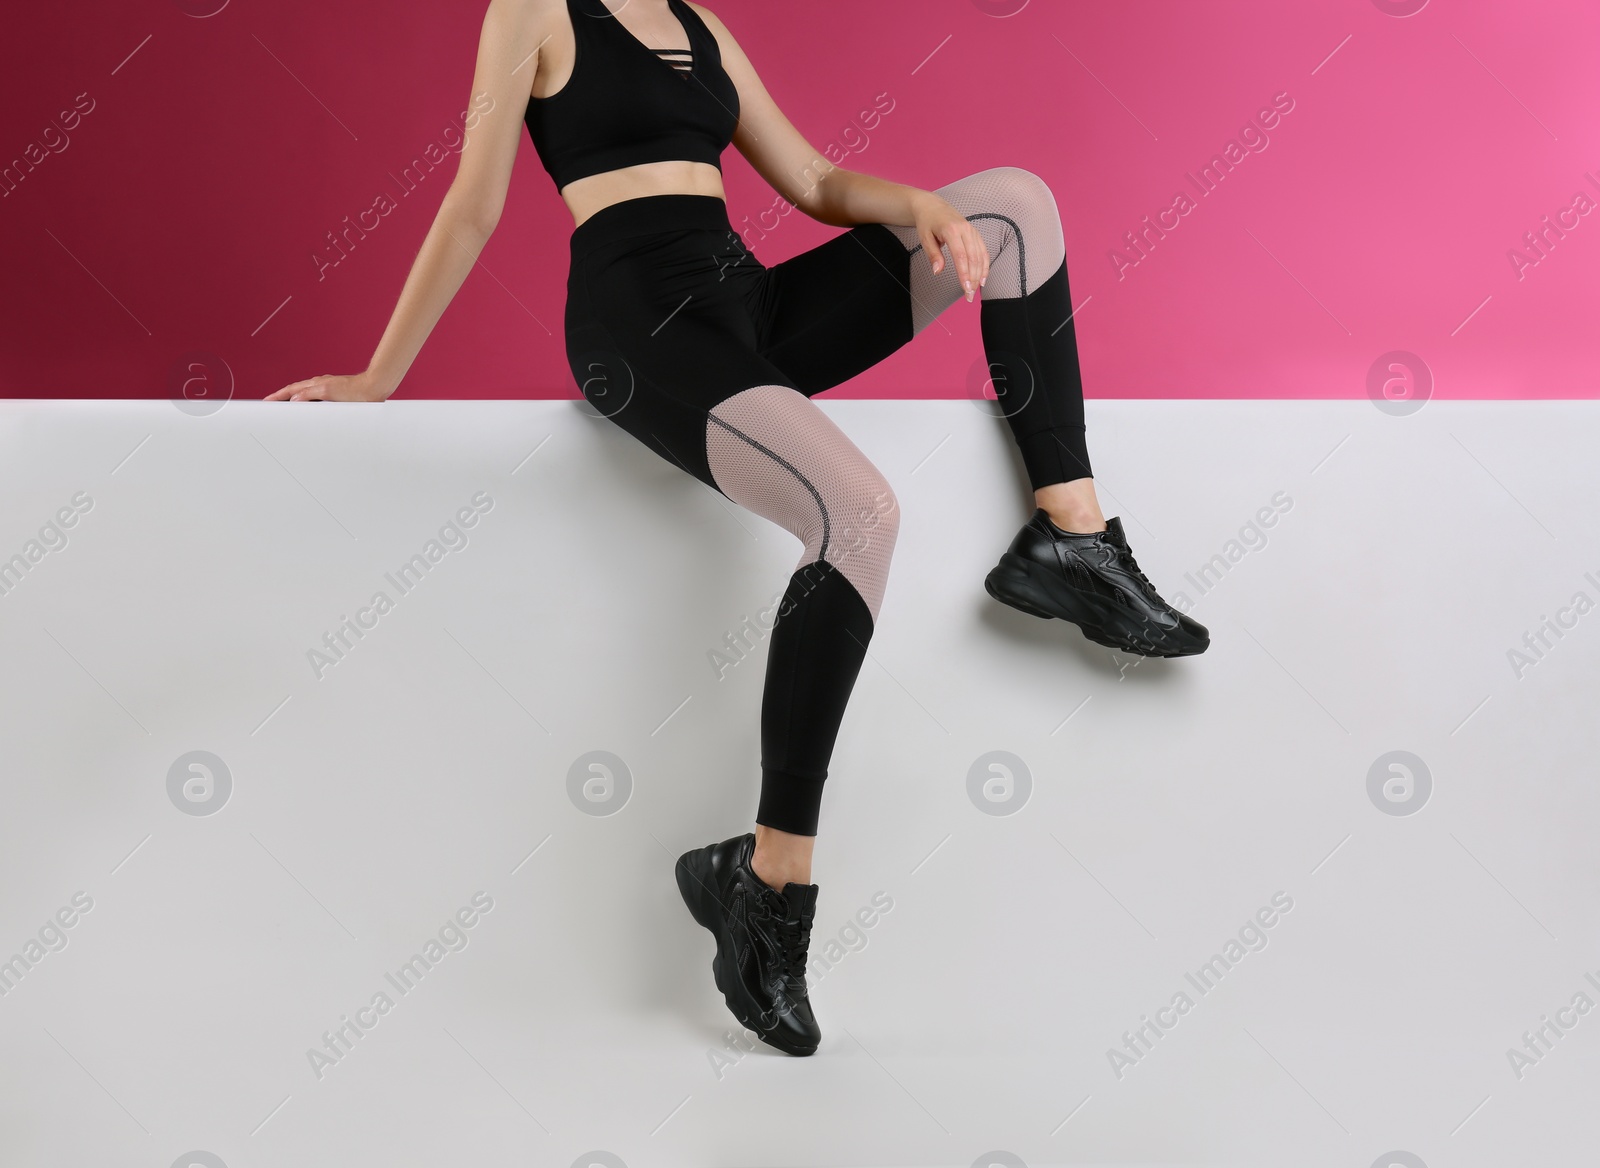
{"left": 779, "top": 882, "right": 818, "bottom": 920}
{"left": 1103, "top": 516, "right": 1128, "bottom": 546}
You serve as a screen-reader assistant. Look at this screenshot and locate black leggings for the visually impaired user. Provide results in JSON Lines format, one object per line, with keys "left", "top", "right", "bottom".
{"left": 563, "top": 166, "right": 1092, "bottom": 835}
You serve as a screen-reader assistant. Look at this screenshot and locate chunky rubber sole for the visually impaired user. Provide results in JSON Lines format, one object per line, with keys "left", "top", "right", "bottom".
{"left": 675, "top": 851, "right": 818, "bottom": 1057}
{"left": 984, "top": 552, "right": 1207, "bottom": 658}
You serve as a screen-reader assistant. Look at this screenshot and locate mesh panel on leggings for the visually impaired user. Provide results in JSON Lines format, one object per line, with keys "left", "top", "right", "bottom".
{"left": 705, "top": 385, "right": 900, "bottom": 623}
{"left": 880, "top": 165, "right": 1067, "bottom": 334}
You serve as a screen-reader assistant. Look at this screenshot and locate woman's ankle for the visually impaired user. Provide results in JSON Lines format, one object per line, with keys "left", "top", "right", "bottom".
{"left": 1035, "top": 478, "right": 1105, "bottom": 533}
{"left": 752, "top": 824, "right": 815, "bottom": 890}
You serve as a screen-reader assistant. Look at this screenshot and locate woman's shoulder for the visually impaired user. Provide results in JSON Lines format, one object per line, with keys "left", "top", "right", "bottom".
{"left": 682, "top": 1, "right": 749, "bottom": 62}
{"left": 490, "top": 0, "right": 569, "bottom": 30}
{"left": 487, "top": 0, "right": 575, "bottom": 59}
{"left": 682, "top": 1, "right": 730, "bottom": 37}
{"left": 482, "top": 0, "right": 570, "bottom": 33}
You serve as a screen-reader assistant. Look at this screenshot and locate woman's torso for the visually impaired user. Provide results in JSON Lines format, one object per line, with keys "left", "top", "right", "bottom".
{"left": 526, "top": 0, "right": 739, "bottom": 228}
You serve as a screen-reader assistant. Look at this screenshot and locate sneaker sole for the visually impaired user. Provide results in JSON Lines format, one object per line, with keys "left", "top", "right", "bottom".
{"left": 985, "top": 553, "right": 1208, "bottom": 658}
{"left": 674, "top": 851, "right": 818, "bottom": 1057}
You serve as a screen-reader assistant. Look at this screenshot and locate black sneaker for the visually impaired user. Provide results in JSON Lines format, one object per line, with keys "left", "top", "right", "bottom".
{"left": 675, "top": 832, "right": 821, "bottom": 1056}
{"left": 984, "top": 509, "right": 1209, "bottom": 657}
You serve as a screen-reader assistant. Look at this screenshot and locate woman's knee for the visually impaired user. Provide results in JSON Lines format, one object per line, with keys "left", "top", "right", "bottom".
{"left": 943, "top": 165, "right": 1052, "bottom": 214}
{"left": 826, "top": 463, "right": 900, "bottom": 621}
{"left": 840, "top": 469, "right": 900, "bottom": 563}
{"left": 996, "top": 167, "right": 1065, "bottom": 272}
{"left": 940, "top": 166, "right": 1065, "bottom": 293}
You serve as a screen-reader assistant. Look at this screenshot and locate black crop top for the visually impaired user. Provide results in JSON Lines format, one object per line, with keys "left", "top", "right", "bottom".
{"left": 524, "top": 0, "right": 741, "bottom": 194}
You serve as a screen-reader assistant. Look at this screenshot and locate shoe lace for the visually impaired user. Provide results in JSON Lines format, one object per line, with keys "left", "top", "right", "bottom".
{"left": 1122, "top": 551, "right": 1157, "bottom": 595}
{"left": 749, "top": 892, "right": 811, "bottom": 984}
{"left": 1104, "top": 537, "right": 1157, "bottom": 598}
{"left": 773, "top": 912, "right": 812, "bottom": 984}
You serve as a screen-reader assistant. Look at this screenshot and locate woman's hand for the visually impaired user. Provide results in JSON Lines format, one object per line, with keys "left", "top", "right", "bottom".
{"left": 264, "top": 372, "right": 392, "bottom": 402}
{"left": 912, "top": 192, "right": 990, "bottom": 302}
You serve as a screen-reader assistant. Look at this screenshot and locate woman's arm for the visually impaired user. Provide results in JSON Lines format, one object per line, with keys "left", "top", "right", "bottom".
{"left": 267, "top": 0, "right": 554, "bottom": 401}
{"left": 688, "top": 2, "right": 990, "bottom": 301}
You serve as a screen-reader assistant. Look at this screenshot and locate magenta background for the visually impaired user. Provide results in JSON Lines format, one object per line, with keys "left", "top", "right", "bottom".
{"left": 2, "top": 0, "right": 1596, "bottom": 400}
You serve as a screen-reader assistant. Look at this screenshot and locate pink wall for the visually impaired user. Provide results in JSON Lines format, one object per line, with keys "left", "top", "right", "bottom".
{"left": 3, "top": 0, "right": 1596, "bottom": 401}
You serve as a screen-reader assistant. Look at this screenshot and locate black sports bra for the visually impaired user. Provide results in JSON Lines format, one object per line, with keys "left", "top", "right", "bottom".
{"left": 524, "top": 0, "right": 741, "bottom": 194}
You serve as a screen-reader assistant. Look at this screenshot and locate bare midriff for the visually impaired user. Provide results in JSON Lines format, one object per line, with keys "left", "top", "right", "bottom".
{"left": 559, "top": 160, "right": 726, "bottom": 227}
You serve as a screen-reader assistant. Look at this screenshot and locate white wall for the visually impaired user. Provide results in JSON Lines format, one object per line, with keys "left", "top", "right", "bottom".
{"left": 1, "top": 398, "right": 1595, "bottom": 1168}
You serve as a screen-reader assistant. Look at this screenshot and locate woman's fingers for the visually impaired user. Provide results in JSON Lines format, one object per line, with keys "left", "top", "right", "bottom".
{"left": 920, "top": 226, "right": 944, "bottom": 275}
{"left": 945, "top": 229, "right": 977, "bottom": 301}
{"left": 948, "top": 234, "right": 966, "bottom": 295}
{"left": 919, "top": 210, "right": 991, "bottom": 301}
{"left": 964, "top": 221, "right": 990, "bottom": 296}
{"left": 265, "top": 376, "right": 327, "bottom": 402}
{"left": 265, "top": 376, "right": 314, "bottom": 401}
{"left": 950, "top": 221, "right": 989, "bottom": 301}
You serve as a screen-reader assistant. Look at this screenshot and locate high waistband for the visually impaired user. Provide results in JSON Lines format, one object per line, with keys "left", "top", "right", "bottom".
{"left": 569, "top": 193, "right": 733, "bottom": 258}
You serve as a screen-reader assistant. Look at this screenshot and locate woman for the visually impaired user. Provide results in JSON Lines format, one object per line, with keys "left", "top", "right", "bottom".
{"left": 268, "top": 0, "right": 1207, "bottom": 1056}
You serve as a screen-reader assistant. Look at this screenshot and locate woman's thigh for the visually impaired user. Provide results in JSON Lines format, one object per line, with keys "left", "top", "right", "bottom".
{"left": 753, "top": 166, "right": 1067, "bottom": 394}
{"left": 748, "top": 220, "right": 917, "bottom": 396}
{"left": 567, "top": 235, "right": 797, "bottom": 490}
{"left": 568, "top": 229, "right": 900, "bottom": 617}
